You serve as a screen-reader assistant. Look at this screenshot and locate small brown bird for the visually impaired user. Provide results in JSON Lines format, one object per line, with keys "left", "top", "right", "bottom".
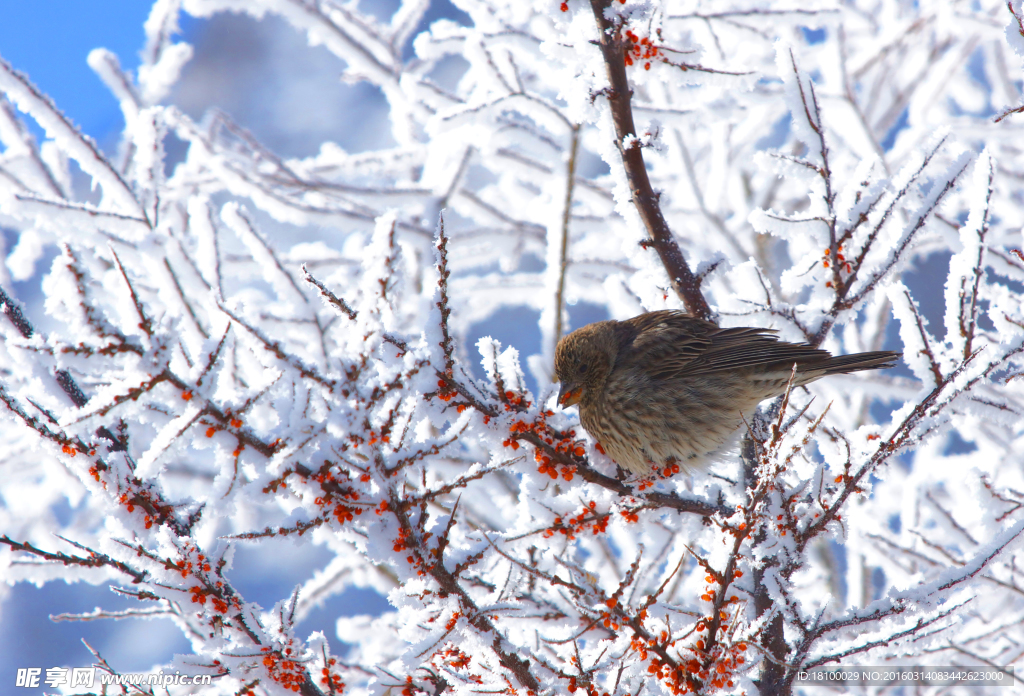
{"left": 554, "top": 311, "right": 900, "bottom": 475}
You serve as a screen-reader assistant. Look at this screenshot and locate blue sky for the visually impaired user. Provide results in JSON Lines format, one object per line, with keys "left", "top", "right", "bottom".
{"left": 0, "top": 1, "right": 170, "bottom": 143}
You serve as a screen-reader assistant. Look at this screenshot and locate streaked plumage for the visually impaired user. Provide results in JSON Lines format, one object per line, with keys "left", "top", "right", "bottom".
{"left": 554, "top": 311, "right": 900, "bottom": 474}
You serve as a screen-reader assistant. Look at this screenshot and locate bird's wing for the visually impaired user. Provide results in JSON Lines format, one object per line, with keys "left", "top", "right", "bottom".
{"left": 613, "top": 311, "right": 714, "bottom": 378}
{"left": 684, "top": 328, "right": 832, "bottom": 376}
{"left": 616, "top": 311, "right": 831, "bottom": 379}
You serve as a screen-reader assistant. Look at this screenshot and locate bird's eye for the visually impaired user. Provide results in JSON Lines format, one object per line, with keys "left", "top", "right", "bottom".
{"left": 579, "top": 363, "right": 589, "bottom": 374}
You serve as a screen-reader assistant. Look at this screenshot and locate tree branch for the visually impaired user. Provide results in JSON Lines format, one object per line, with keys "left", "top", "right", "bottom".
{"left": 588, "top": 0, "right": 714, "bottom": 322}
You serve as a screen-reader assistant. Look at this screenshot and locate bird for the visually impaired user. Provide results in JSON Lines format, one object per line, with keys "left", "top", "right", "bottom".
{"left": 553, "top": 310, "right": 900, "bottom": 475}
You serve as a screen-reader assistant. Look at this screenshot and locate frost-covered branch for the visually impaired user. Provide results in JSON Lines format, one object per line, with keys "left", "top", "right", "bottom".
{"left": 588, "top": 0, "right": 714, "bottom": 323}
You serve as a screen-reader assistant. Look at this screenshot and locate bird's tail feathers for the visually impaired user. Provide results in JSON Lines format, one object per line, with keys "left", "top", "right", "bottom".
{"left": 818, "top": 350, "right": 901, "bottom": 375}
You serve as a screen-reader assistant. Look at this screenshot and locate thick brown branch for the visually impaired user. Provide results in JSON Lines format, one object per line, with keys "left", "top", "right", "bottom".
{"left": 588, "top": 0, "right": 714, "bottom": 323}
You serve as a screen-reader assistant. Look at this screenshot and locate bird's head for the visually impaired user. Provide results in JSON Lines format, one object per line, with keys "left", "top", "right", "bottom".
{"left": 554, "top": 321, "right": 618, "bottom": 407}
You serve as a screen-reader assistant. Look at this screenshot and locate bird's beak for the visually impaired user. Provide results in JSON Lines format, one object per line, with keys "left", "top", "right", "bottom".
{"left": 558, "top": 382, "right": 582, "bottom": 407}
